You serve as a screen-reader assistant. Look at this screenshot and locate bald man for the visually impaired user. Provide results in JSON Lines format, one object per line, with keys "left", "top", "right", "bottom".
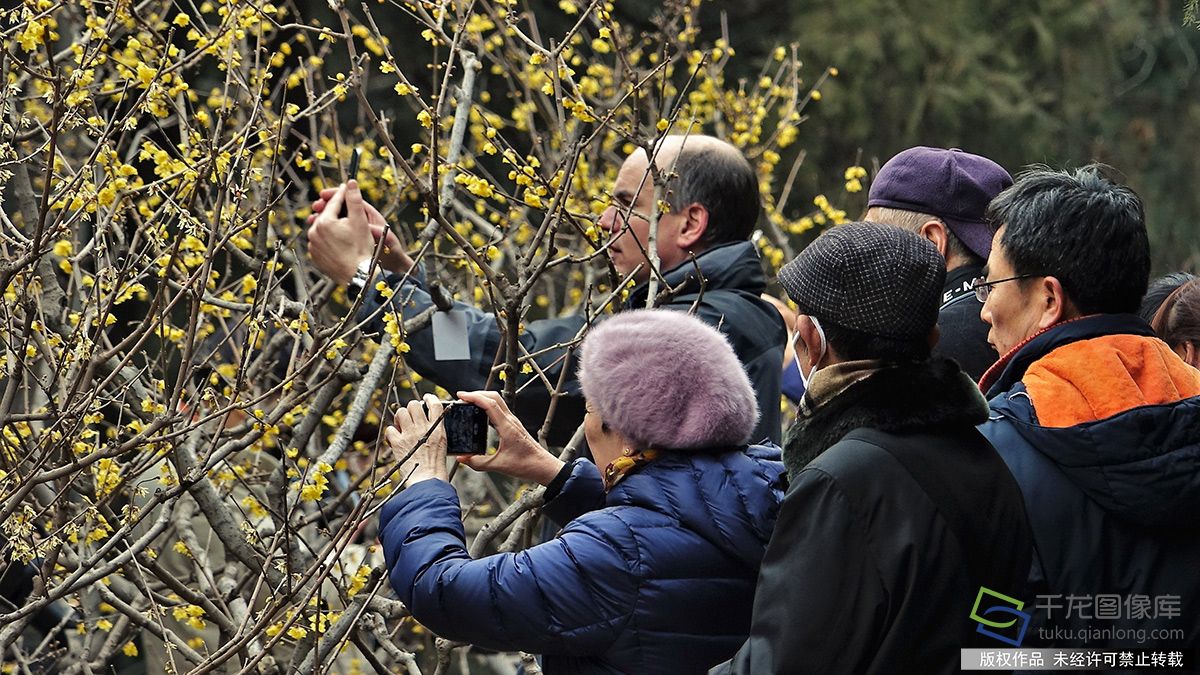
{"left": 307, "top": 135, "right": 785, "bottom": 444}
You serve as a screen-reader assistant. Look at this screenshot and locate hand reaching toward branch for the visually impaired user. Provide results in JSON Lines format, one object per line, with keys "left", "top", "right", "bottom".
{"left": 455, "top": 391, "right": 566, "bottom": 486}
{"left": 306, "top": 180, "right": 375, "bottom": 284}
{"left": 384, "top": 394, "right": 450, "bottom": 486}
{"left": 307, "top": 183, "right": 413, "bottom": 279}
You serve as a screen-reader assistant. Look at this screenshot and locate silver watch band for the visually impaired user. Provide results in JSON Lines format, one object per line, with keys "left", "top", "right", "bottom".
{"left": 349, "top": 259, "right": 374, "bottom": 289}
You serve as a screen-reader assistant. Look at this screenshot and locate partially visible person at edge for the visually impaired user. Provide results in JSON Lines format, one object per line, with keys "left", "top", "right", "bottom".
{"left": 976, "top": 165, "right": 1200, "bottom": 648}
{"left": 1142, "top": 273, "right": 1200, "bottom": 369}
{"left": 713, "top": 223, "right": 1032, "bottom": 674}
{"left": 378, "top": 310, "right": 786, "bottom": 674}
{"left": 305, "top": 135, "right": 786, "bottom": 445}
{"left": 761, "top": 295, "right": 804, "bottom": 404}
{"left": 864, "top": 146, "right": 1013, "bottom": 381}
{"left": 1139, "top": 272, "right": 1195, "bottom": 324}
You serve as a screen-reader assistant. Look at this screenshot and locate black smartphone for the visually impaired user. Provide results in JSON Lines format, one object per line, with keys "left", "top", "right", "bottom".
{"left": 340, "top": 148, "right": 363, "bottom": 219}
{"left": 347, "top": 147, "right": 362, "bottom": 182}
{"left": 440, "top": 401, "right": 489, "bottom": 455}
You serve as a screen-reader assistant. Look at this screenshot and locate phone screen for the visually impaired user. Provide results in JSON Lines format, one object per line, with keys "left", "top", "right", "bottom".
{"left": 443, "top": 402, "right": 488, "bottom": 455}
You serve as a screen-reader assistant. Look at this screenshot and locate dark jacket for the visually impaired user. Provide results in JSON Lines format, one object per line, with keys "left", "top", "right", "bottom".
{"left": 935, "top": 263, "right": 997, "bottom": 381}
{"left": 979, "top": 314, "right": 1200, "bottom": 649}
{"left": 715, "top": 359, "right": 1032, "bottom": 674}
{"left": 380, "top": 446, "right": 787, "bottom": 675}
{"left": 361, "top": 241, "right": 786, "bottom": 445}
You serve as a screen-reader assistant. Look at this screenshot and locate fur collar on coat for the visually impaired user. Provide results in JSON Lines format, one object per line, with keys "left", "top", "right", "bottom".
{"left": 783, "top": 358, "right": 989, "bottom": 480}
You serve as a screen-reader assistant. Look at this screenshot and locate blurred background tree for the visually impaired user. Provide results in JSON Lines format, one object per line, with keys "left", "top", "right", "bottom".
{"left": 776, "top": 0, "right": 1200, "bottom": 272}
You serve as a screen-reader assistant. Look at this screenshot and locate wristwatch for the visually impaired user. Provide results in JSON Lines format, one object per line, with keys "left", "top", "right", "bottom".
{"left": 347, "top": 259, "right": 375, "bottom": 299}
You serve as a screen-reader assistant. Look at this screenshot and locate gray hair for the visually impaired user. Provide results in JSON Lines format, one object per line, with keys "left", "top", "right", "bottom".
{"left": 867, "top": 206, "right": 979, "bottom": 265}
{"left": 662, "top": 143, "right": 761, "bottom": 247}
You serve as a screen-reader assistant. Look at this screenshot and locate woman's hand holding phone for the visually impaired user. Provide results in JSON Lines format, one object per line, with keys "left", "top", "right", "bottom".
{"left": 454, "top": 391, "right": 566, "bottom": 486}
{"left": 385, "top": 394, "right": 449, "bottom": 486}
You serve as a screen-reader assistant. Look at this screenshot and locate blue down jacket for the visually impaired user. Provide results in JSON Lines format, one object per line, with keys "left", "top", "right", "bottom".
{"left": 379, "top": 445, "right": 787, "bottom": 674}
{"left": 979, "top": 315, "right": 1200, "bottom": 648}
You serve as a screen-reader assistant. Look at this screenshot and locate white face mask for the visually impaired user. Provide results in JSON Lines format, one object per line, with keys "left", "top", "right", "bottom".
{"left": 793, "top": 315, "right": 827, "bottom": 390}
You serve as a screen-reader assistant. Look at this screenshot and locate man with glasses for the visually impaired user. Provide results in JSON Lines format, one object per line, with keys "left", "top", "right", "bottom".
{"left": 864, "top": 146, "right": 1012, "bottom": 380}
{"left": 977, "top": 165, "right": 1200, "bottom": 649}
{"left": 305, "top": 135, "right": 785, "bottom": 445}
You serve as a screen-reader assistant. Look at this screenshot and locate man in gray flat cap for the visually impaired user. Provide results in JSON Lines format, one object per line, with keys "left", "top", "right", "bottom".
{"left": 713, "top": 223, "right": 1032, "bottom": 674}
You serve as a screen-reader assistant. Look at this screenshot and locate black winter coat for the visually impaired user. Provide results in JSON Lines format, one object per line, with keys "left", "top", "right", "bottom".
{"left": 935, "top": 264, "right": 997, "bottom": 381}
{"left": 360, "top": 241, "right": 786, "bottom": 445}
{"left": 714, "top": 359, "right": 1032, "bottom": 674}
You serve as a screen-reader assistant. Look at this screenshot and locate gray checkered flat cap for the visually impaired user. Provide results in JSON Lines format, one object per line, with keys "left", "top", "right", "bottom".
{"left": 778, "top": 222, "right": 946, "bottom": 340}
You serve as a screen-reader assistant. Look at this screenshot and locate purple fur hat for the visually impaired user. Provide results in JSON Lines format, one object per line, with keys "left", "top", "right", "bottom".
{"left": 577, "top": 309, "right": 759, "bottom": 451}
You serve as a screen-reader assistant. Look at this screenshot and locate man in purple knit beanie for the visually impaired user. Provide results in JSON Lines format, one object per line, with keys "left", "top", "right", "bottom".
{"left": 865, "top": 146, "right": 1012, "bottom": 380}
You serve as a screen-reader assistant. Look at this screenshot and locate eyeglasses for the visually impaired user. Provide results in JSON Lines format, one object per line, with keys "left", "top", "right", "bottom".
{"left": 971, "top": 274, "right": 1039, "bottom": 302}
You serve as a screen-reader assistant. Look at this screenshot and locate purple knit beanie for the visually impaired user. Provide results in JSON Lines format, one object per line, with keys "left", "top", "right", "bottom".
{"left": 577, "top": 310, "right": 759, "bottom": 451}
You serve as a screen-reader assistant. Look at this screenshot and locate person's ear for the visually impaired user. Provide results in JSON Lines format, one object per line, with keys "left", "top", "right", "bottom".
{"left": 1177, "top": 341, "right": 1199, "bottom": 369}
{"left": 917, "top": 219, "right": 950, "bottom": 259}
{"left": 1037, "top": 276, "right": 1078, "bottom": 329}
{"left": 927, "top": 325, "right": 941, "bottom": 351}
{"left": 674, "top": 203, "right": 709, "bottom": 250}
{"left": 793, "top": 315, "right": 822, "bottom": 371}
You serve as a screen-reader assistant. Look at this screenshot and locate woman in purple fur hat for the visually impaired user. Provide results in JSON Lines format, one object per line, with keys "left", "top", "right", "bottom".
{"left": 378, "top": 309, "right": 787, "bottom": 675}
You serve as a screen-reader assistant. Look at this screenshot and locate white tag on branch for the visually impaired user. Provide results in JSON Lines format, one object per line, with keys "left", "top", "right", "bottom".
{"left": 432, "top": 309, "right": 471, "bottom": 361}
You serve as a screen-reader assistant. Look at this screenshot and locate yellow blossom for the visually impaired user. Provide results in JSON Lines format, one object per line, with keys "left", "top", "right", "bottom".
{"left": 299, "top": 462, "right": 333, "bottom": 502}
{"left": 18, "top": 21, "right": 45, "bottom": 52}
{"left": 348, "top": 565, "right": 372, "bottom": 597}
{"left": 92, "top": 458, "right": 123, "bottom": 498}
